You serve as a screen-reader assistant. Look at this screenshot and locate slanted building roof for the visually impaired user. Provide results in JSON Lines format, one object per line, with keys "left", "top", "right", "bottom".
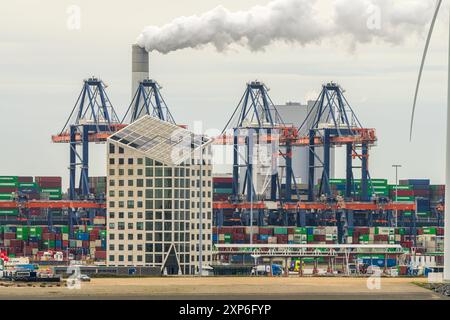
{"left": 109, "top": 115, "right": 210, "bottom": 166}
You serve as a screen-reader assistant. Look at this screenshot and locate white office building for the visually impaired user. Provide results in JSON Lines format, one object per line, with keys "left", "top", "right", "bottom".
{"left": 106, "top": 116, "right": 213, "bottom": 275}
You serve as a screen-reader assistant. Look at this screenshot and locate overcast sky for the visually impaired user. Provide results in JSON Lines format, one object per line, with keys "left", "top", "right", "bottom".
{"left": 0, "top": 0, "right": 448, "bottom": 188}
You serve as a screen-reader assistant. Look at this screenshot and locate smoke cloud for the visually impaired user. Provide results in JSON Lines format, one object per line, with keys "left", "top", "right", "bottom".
{"left": 136, "top": 0, "right": 437, "bottom": 54}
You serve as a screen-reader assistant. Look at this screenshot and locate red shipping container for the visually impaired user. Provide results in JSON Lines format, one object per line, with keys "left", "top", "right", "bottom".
{"left": 213, "top": 177, "right": 233, "bottom": 184}
{"left": 0, "top": 187, "right": 18, "bottom": 193}
{"left": 314, "top": 235, "right": 326, "bottom": 242}
{"left": 4, "top": 232, "right": 16, "bottom": 240}
{"left": 357, "top": 228, "right": 370, "bottom": 235}
{"left": 62, "top": 240, "right": 69, "bottom": 247}
{"left": 391, "top": 190, "right": 414, "bottom": 197}
{"left": 38, "top": 181, "right": 62, "bottom": 188}
{"left": 42, "top": 233, "right": 53, "bottom": 241}
{"left": 55, "top": 233, "right": 62, "bottom": 240}
{"left": 374, "top": 235, "right": 388, "bottom": 242}
{"left": 82, "top": 241, "right": 89, "bottom": 247}
{"left": 95, "top": 251, "right": 107, "bottom": 260}
{"left": 18, "top": 176, "right": 34, "bottom": 183}
{"left": 413, "top": 190, "right": 430, "bottom": 197}
{"left": 35, "top": 176, "right": 62, "bottom": 183}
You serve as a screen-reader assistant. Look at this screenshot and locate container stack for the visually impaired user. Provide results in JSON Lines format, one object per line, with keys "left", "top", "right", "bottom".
{"left": 327, "top": 179, "right": 388, "bottom": 197}
{"left": 89, "top": 176, "right": 107, "bottom": 196}
{"left": 213, "top": 177, "right": 233, "bottom": 201}
{"left": 429, "top": 185, "right": 445, "bottom": 203}
{"left": 35, "top": 176, "right": 62, "bottom": 200}
{"left": 212, "top": 226, "right": 444, "bottom": 255}
{"left": 0, "top": 225, "right": 107, "bottom": 261}
{"left": 213, "top": 226, "right": 338, "bottom": 245}
{"left": 0, "top": 176, "right": 18, "bottom": 202}
{"left": 399, "top": 179, "right": 431, "bottom": 217}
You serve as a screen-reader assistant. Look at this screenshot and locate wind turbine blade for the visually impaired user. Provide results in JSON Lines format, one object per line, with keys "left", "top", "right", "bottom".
{"left": 410, "top": 0, "right": 443, "bottom": 141}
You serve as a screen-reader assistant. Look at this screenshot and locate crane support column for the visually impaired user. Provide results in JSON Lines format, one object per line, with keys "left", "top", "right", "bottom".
{"left": 69, "top": 126, "right": 77, "bottom": 200}
{"left": 246, "top": 130, "right": 254, "bottom": 202}
{"left": 232, "top": 128, "right": 239, "bottom": 202}
{"left": 285, "top": 142, "right": 293, "bottom": 202}
{"left": 323, "top": 129, "right": 331, "bottom": 197}
{"left": 361, "top": 143, "right": 369, "bottom": 201}
{"left": 81, "top": 126, "right": 90, "bottom": 197}
{"left": 308, "top": 130, "right": 316, "bottom": 202}
{"left": 346, "top": 143, "right": 353, "bottom": 198}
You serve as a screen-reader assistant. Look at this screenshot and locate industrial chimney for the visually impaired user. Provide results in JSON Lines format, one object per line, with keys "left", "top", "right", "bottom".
{"left": 131, "top": 44, "right": 149, "bottom": 99}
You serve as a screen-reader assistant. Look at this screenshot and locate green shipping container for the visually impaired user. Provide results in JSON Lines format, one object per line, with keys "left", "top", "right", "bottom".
{"left": 422, "top": 227, "right": 437, "bottom": 235}
{"left": 274, "top": 227, "right": 288, "bottom": 235}
{"left": 359, "top": 235, "right": 369, "bottom": 241}
{"left": 295, "top": 227, "right": 307, "bottom": 234}
{"left": 0, "top": 209, "right": 19, "bottom": 216}
{"left": 213, "top": 188, "right": 233, "bottom": 194}
{"left": 389, "top": 185, "right": 413, "bottom": 191}
{"left": 0, "top": 176, "right": 18, "bottom": 182}
{"left": 0, "top": 182, "right": 18, "bottom": 188}
{"left": 396, "top": 196, "right": 415, "bottom": 202}
{"left": 18, "top": 182, "right": 37, "bottom": 188}
{"left": 0, "top": 193, "right": 13, "bottom": 200}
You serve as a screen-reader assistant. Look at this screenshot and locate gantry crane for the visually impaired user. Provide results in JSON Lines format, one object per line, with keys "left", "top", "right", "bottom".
{"left": 214, "top": 81, "right": 414, "bottom": 241}
{"left": 122, "top": 79, "right": 176, "bottom": 124}
{"left": 52, "top": 77, "right": 124, "bottom": 234}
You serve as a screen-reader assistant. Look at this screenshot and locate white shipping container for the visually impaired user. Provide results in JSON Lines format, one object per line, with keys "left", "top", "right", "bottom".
{"left": 245, "top": 227, "right": 259, "bottom": 235}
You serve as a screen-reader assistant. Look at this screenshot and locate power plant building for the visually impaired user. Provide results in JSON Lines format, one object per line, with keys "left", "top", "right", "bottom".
{"left": 276, "top": 102, "right": 336, "bottom": 188}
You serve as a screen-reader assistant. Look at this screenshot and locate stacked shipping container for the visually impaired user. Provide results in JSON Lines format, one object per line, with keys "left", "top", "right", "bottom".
{"left": 213, "top": 226, "right": 444, "bottom": 254}
{"left": 0, "top": 225, "right": 107, "bottom": 261}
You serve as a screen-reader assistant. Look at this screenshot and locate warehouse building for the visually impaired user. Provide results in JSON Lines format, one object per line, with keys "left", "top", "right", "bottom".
{"left": 106, "top": 116, "right": 213, "bottom": 275}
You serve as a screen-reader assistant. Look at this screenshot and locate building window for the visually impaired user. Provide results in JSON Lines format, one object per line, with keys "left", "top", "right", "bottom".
{"left": 109, "top": 158, "right": 115, "bottom": 165}
{"left": 145, "top": 158, "right": 153, "bottom": 166}
{"left": 109, "top": 144, "right": 115, "bottom": 154}
{"left": 119, "top": 147, "right": 124, "bottom": 154}
{"left": 119, "top": 158, "right": 124, "bottom": 165}
{"left": 128, "top": 158, "right": 134, "bottom": 165}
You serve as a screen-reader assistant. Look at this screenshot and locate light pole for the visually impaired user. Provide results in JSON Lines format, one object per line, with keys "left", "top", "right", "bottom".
{"left": 392, "top": 165, "right": 402, "bottom": 228}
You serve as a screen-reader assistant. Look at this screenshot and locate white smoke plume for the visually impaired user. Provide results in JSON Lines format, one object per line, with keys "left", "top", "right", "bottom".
{"left": 136, "top": 0, "right": 437, "bottom": 54}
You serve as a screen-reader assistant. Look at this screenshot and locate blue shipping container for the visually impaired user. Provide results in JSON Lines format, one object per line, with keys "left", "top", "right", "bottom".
{"left": 362, "top": 258, "right": 396, "bottom": 268}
